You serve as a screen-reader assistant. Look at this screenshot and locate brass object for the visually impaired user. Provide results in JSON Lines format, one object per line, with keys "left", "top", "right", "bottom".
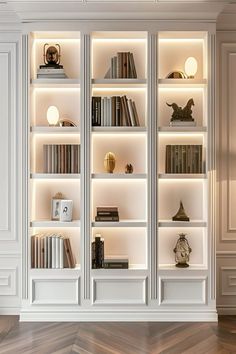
{"left": 166, "top": 98, "right": 195, "bottom": 122}
{"left": 166, "top": 71, "right": 187, "bottom": 79}
{"left": 58, "top": 118, "right": 77, "bottom": 127}
{"left": 172, "top": 201, "right": 190, "bottom": 221}
{"left": 174, "top": 233, "right": 192, "bottom": 268}
{"left": 104, "top": 152, "right": 116, "bottom": 173}
{"left": 43, "top": 43, "right": 62, "bottom": 68}
{"left": 125, "top": 164, "right": 133, "bottom": 174}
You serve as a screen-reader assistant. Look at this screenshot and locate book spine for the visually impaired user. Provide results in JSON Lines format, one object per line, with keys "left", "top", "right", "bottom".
{"left": 59, "top": 237, "right": 64, "bottom": 269}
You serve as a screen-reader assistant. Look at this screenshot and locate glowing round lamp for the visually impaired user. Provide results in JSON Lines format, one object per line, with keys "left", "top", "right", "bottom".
{"left": 184, "top": 57, "right": 198, "bottom": 79}
{"left": 47, "top": 106, "right": 59, "bottom": 126}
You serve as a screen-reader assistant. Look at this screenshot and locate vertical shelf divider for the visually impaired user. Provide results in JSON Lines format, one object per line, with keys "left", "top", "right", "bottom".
{"left": 22, "top": 33, "right": 30, "bottom": 300}
{"left": 207, "top": 32, "right": 216, "bottom": 302}
{"left": 80, "top": 32, "right": 91, "bottom": 300}
{"left": 148, "top": 32, "right": 158, "bottom": 300}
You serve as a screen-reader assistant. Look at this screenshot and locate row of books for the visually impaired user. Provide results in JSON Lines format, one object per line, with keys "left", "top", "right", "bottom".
{"left": 31, "top": 234, "right": 75, "bottom": 269}
{"left": 91, "top": 96, "right": 140, "bottom": 127}
{"left": 37, "top": 68, "right": 67, "bottom": 79}
{"left": 43, "top": 144, "right": 80, "bottom": 173}
{"left": 165, "top": 145, "right": 203, "bottom": 174}
{"left": 91, "top": 235, "right": 129, "bottom": 269}
{"left": 104, "top": 52, "right": 137, "bottom": 79}
{"left": 95, "top": 206, "right": 119, "bottom": 222}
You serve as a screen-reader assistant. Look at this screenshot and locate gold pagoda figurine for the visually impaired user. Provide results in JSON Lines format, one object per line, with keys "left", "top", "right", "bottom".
{"left": 172, "top": 201, "right": 190, "bottom": 222}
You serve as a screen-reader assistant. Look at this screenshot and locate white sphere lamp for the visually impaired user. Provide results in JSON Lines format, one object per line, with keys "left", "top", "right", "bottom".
{"left": 184, "top": 57, "right": 198, "bottom": 79}
{"left": 47, "top": 105, "right": 59, "bottom": 126}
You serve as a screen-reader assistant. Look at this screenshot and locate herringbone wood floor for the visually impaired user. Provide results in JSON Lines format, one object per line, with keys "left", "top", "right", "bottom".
{"left": 0, "top": 316, "right": 235, "bottom": 354}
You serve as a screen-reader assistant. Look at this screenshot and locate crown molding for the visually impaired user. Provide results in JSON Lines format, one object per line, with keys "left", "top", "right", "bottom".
{"left": 5, "top": 1, "right": 229, "bottom": 22}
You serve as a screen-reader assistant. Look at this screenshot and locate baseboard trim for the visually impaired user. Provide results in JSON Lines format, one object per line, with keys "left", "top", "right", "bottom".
{"left": 20, "top": 310, "right": 218, "bottom": 322}
{"left": 0, "top": 307, "right": 20, "bottom": 315}
{"left": 217, "top": 307, "right": 236, "bottom": 315}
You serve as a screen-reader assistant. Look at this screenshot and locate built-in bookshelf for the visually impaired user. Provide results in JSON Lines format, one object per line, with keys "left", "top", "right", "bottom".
{"left": 91, "top": 32, "right": 147, "bottom": 271}
{"left": 157, "top": 31, "right": 208, "bottom": 270}
{"left": 29, "top": 31, "right": 81, "bottom": 270}
{"left": 24, "top": 27, "right": 216, "bottom": 321}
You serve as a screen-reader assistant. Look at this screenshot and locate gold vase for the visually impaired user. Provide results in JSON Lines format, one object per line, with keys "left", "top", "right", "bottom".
{"left": 104, "top": 152, "right": 116, "bottom": 173}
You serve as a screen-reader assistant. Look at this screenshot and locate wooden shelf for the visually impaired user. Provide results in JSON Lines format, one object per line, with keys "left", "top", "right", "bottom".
{"left": 30, "top": 220, "right": 80, "bottom": 228}
{"left": 92, "top": 126, "right": 146, "bottom": 133}
{"left": 30, "top": 173, "right": 80, "bottom": 179}
{"left": 158, "top": 79, "right": 207, "bottom": 88}
{"left": 158, "top": 220, "right": 207, "bottom": 227}
{"left": 31, "top": 126, "right": 80, "bottom": 134}
{"left": 158, "top": 173, "right": 207, "bottom": 179}
{"left": 31, "top": 79, "right": 80, "bottom": 88}
{"left": 92, "top": 173, "right": 147, "bottom": 179}
{"left": 92, "top": 220, "right": 147, "bottom": 228}
{"left": 92, "top": 79, "right": 146, "bottom": 87}
{"left": 158, "top": 127, "right": 207, "bottom": 133}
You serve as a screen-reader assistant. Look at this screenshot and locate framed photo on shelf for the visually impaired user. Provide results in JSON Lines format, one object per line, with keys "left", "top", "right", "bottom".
{"left": 51, "top": 192, "right": 64, "bottom": 221}
{"left": 60, "top": 200, "right": 73, "bottom": 222}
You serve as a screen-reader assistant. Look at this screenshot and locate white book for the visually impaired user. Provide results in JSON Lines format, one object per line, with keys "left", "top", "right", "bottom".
{"left": 101, "top": 98, "right": 104, "bottom": 127}
{"left": 170, "top": 121, "right": 196, "bottom": 127}
{"left": 47, "top": 236, "right": 51, "bottom": 268}
{"left": 55, "top": 236, "right": 60, "bottom": 269}
{"left": 44, "top": 237, "right": 47, "bottom": 269}
{"left": 51, "top": 236, "right": 56, "bottom": 269}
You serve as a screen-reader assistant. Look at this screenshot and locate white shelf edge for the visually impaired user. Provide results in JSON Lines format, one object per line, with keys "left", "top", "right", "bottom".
{"left": 92, "top": 79, "right": 147, "bottom": 87}
{"left": 158, "top": 173, "right": 207, "bottom": 179}
{"left": 158, "top": 221, "right": 207, "bottom": 227}
{"left": 92, "top": 221, "right": 147, "bottom": 228}
{"left": 92, "top": 126, "right": 146, "bottom": 133}
{"left": 30, "top": 173, "right": 80, "bottom": 179}
{"left": 92, "top": 173, "right": 147, "bottom": 179}
{"left": 91, "top": 265, "right": 147, "bottom": 271}
{"left": 31, "top": 79, "right": 80, "bottom": 87}
{"left": 31, "top": 126, "right": 80, "bottom": 134}
{"left": 158, "top": 126, "right": 207, "bottom": 133}
{"left": 30, "top": 266, "right": 81, "bottom": 271}
{"left": 30, "top": 220, "right": 81, "bottom": 228}
{"left": 158, "top": 78, "right": 207, "bottom": 87}
{"left": 158, "top": 264, "right": 208, "bottom": 271}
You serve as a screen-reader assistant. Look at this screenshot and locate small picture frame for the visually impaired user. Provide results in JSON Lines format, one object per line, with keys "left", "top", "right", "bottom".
{"left": 60, "top": 200, "right": 73, "bottom": 222}
{"left": 51, "top": 192, "right": 64, "bottom": 221}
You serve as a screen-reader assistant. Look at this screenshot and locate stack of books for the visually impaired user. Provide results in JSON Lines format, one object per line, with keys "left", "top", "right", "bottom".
{"left": 104, "top": 52, "right": 137, "bottom": 79}
{"left": 91, "top": 96, "right": 140, "bottom": 127}
{"left": 37, "top": 67, "right": 68, "bottom": 79}
{"left": 95, "top": 207, "right": 119, "bottom": 222}
{"left": 31, "top": 234, "right": 75, "bottom": 269}
{"left": 91, "top": 235, "right": 104, "bottom": 269}
{"left": 104, "top": 256, "right": 129, "bottom": 269}
{"left": 43, "top": 144, "right": 80, "bottom": 173}
{"left": 165, "top": 145, "right": 203, "bottom": 173}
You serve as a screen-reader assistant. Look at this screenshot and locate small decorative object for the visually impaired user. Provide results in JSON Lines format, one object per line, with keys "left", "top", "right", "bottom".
{"left": 47, "top": 105, "right": 59, "bottom": 126}
{"left": 104, "top": 152, "right": 116, "bottom": 173}
{"left": 166, "top": 98, "right": 195, "bottom": 123}
{"left": 125, "top": 163, "right": 133, "bottom": 174}
{"left": 43, "top": 43, "right": 62, "bottom": 68}
{"left": 60, "top": 200, "right": 73, "bottom": 222}
{"left": 92, "top": 234, "right": 104, "bottom": 269}
{"left": 174, "top": 233, "right": 192, "bottom": 268}
{"left": 51, "top": 192, "right": 64, "bottom": 220}
{"left": 166, "top": 71, "right": 187, "bottom": 79}
{"left": 184, "top": 57, "right": 198, "bottom": 79}
{"left": 58, "top": 118, "right": 77, "bottom": 127}
{"left": 172, "top": 201, "right": 190, "bottom": 221}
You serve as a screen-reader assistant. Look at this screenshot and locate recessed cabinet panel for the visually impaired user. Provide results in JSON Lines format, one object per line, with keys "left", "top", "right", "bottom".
{"left": 31, "top": 277, "right": 80, "bottom": 305}
{"left": 159, "top": 277, "right": 206, "bottom": 305}
{"left": 92, "top": 276, "right": 147, "bottom": 305}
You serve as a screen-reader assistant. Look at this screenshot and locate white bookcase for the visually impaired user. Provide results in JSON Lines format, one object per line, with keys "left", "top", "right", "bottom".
{"left": 21, "top": 24, "right": 217, "bottom": 322}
